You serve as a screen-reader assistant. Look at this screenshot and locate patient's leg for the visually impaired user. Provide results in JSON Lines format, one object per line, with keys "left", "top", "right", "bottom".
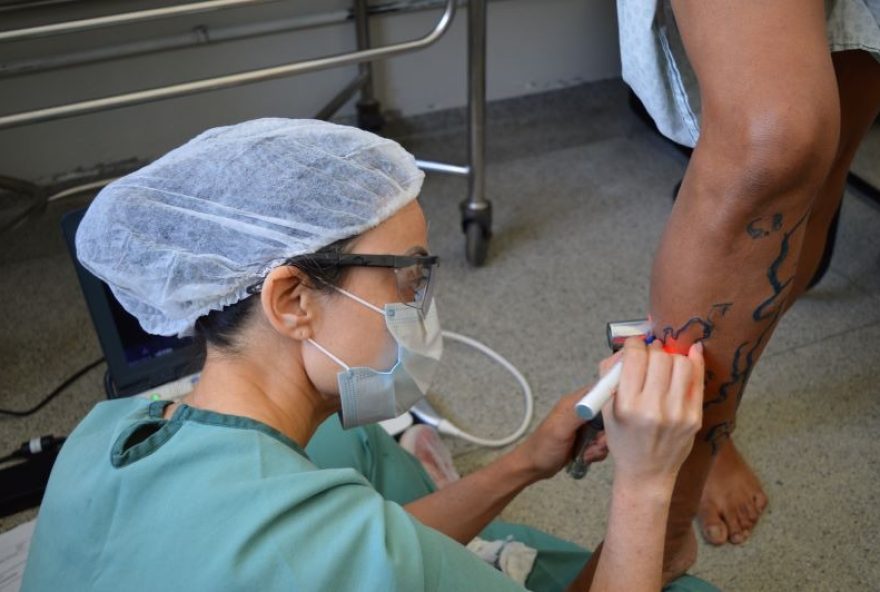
{"left": 654, "top": 0, "right": 840, "bottom": 578}
{"left": 698, "top": 48, "right": 880, "bottom": 548}
{"left": 788, "top": 50, "right": 880, "bottom": 302}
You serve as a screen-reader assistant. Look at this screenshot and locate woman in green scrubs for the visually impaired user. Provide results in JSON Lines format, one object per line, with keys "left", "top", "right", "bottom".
{"left": 23, "top": 119, "right": 715, "bottom": 592}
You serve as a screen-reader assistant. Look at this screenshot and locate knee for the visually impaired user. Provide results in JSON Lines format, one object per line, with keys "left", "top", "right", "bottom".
{"left": 695, "top": 96, "right": 840, "bottom": 217}
{"left": 739, "top": 105, "right": 838, "bottom": 193}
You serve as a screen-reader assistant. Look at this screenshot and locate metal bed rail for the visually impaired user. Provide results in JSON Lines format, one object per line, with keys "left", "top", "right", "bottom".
{"left": 0, "top": 0, "right": 456, "bottom": 129}
{"left": 0, "top": 0, "right": 291, "bottom": 42}
{"left": 0, "top": 0, "right": 493, "bottom": 264}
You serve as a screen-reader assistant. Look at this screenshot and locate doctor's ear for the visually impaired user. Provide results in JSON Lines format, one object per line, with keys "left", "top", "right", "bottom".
{"left": 260, "top": 266, "right": 319, "bottom": 341}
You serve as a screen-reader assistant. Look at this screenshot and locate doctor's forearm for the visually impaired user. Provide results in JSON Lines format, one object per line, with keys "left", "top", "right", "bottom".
{"left": 403, "top": 447, "right": 541, "bottom": 544}
{"left": 564, "top": 478, "right": 673, "bottom": 592}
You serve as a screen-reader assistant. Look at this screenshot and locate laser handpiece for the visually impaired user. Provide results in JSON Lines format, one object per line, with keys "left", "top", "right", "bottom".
{"left": 566, "top": 319, "right": 653, "bottom": 479}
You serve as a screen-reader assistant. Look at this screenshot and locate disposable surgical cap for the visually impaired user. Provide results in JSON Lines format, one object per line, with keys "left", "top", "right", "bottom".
{"left": 75, "top": 118, "right": 425, "bottom": 337}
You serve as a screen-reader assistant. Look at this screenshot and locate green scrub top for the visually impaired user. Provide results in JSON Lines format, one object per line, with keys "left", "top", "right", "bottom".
{"left": 306, "top": 413, "right": 718, "bottom": 592}
{"left": 21, "top": 398, "right": 525, "bottom": 592}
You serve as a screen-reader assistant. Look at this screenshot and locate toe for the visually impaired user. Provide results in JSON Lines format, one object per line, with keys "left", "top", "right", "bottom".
{"left": 728, "top": 530, "right": 749, "bottom": 545}
{"left": 705, "top": 524, "right": 727, "bottom": 545}
{"left": 723, "top": 510, "right": 746, "bottom": 545}
{"left": 731, "top": 529, "right": 751, "bottom": 544}
{"left": 738, "top": 501, "right": 758, "bottom": 529}
{"left": 698, "top": 505, "right": 728, "bottom": 545}
{"left": 754, "top": 490, "right": 769, "bottom": 513}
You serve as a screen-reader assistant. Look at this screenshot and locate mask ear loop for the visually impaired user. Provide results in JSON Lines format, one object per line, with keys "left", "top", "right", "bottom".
{"left": 332, "top": 285, "right": 386, "bottom": 315}
{"left": 307, "top": 285, "right": 401, "bottom": 373}
{"left": 306, "top": 339, "right": 351, "bottom": 371}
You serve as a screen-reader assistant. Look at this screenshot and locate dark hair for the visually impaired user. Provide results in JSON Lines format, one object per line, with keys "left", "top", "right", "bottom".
{"left": 194, "top": 235, "right": 358, "bottom": 352}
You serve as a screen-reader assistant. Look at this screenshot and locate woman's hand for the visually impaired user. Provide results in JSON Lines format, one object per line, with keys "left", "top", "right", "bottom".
{"left": 514, "top": 355, "right": 623, "bottom": 481}
{"left": 603, "top": 337, "right": 705, "bottom": 489}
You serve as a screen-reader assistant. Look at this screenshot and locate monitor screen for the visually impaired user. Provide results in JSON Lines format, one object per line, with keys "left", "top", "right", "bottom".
{"left": 62, "top": 207, "right": 205, "bottom": 397}
{"left": 102, "top": 283, "right": 193, "bottom": 366}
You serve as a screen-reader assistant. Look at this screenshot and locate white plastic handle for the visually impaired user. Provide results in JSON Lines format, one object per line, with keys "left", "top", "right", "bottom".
{"left": 574, "top": 360, "right": 623, "bottom": 420}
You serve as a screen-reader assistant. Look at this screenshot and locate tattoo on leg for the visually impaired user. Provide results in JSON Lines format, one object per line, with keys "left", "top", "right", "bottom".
{"left": 706, "top": 321, "right": 778, "bottom": 410}
{"left": 704, "top": 421, "right": 734, "bottom": 455}
{"left": 704, "top": 342, "right": 748, "bottom": 410}
{"left": 753, "top": 211, "right": 809, "bottom": 321}
{"left": 657, "top": 302, "right": 733, "bottom": 345}
{"left": 703, "top": 212, "right": 808, "bottom": 411}
{"left": 736, "top": 319, "right": 779, "bottom": 407}
{"left": 746, "top": 213, "right": 784, "bottom": 239}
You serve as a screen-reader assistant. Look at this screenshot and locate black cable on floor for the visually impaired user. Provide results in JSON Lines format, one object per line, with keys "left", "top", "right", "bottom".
{"left": 0, "top": 357, "right": 105, "bottom": 418}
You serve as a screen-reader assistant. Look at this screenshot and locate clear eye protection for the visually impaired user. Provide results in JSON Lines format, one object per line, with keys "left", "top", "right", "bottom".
{"left": 248, "top": 251, "right": 439, "bottom": 316}
{"left": 393, "top": 257, "right": 437, "bottom": 316}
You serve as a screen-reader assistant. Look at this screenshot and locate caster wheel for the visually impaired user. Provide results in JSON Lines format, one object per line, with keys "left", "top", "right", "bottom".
{"left": 464, "top": 222, "right": 490, "bottom": 266}
{"left": 357, "top": 100, "right": 385, "bottom": 133}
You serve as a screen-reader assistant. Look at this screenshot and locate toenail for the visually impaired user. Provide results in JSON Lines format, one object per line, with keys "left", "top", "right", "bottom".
{"left": 707, "top": 526, "right": 724, "bottom": 541}
{"left": 730, "top": 533, "right": 744, "bottom": 544}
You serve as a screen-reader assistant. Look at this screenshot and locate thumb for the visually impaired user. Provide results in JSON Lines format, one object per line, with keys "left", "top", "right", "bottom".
{"left": 554, "top": 388, "right": 590, "bottom": 432}
{"left": 598, "top": 350, "right": 624, "bottom": 377}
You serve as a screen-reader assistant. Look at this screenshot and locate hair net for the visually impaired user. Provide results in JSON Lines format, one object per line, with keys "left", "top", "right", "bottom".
{"left": 75, "top": 118, "right": 425, "bottom": 337}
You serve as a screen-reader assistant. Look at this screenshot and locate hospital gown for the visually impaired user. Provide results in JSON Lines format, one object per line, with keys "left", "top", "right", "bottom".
{"left": 618, "top": 0, "right": 880, "bottom": 147}
{"left": 22, "top": 397, "right": 717, "bottom": 591}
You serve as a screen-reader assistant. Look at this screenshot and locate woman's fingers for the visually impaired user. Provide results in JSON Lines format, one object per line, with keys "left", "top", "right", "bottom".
{"left": 602, "top": 337, "right": 706, "bottom": 484}
{"left": 666, "top": 353, "right": 693, "bottom": 417}
{"left": 616, "top": 337, "right": 648, "bottom": 413}
{"left": 582, "top": 432, "right": 609, "bottom": 463}
{"left": 687, "top": 341, "right": 706, "bottom": 430}
{"left": 642, "top": 340, "right": 673, "bottom": 403}
{"left": 687, "top": 341, "right": 706, "bottom": 400}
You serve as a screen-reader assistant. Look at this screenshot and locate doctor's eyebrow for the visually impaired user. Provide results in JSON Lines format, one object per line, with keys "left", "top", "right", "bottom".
{"left": 406, "top": 246, "right": 430, "bottom": 257}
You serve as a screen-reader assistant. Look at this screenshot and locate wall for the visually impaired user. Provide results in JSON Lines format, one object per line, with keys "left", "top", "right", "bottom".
{"left": 0, "top": 0, "right": 620, "bottom": 182}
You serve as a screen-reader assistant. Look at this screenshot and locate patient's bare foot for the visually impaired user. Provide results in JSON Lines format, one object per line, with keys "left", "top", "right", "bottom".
{"left": 697, "top": 439, "right": 768, "bottom": 545}
{"left": 662, "top": 525, "right": 698, "bottom": 584}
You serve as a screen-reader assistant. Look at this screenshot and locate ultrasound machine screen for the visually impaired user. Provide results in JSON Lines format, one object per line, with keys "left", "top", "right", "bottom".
{"left": 103, "top": 283, "right": 192, "bottom": 366}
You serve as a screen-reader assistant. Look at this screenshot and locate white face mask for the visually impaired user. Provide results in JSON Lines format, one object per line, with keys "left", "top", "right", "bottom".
{"left": 307, "top": 287, "right": 443, "bottom": 428}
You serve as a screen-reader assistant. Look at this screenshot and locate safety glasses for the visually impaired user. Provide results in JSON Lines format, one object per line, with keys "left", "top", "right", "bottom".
{"left": 250, "top": 252, "right": 439, "bottom": 316}
{"left": 311, "top": 253, "right": 438, "bottom": 316}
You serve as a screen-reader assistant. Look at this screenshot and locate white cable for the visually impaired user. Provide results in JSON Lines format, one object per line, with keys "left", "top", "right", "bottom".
{"left": 435, "top": 330, "right": 534, "bottom": 448}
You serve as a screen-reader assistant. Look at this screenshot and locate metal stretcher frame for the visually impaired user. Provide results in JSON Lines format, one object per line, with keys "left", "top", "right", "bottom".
{"left": 0, "top": 0, "right": 493, "bottom": 264}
